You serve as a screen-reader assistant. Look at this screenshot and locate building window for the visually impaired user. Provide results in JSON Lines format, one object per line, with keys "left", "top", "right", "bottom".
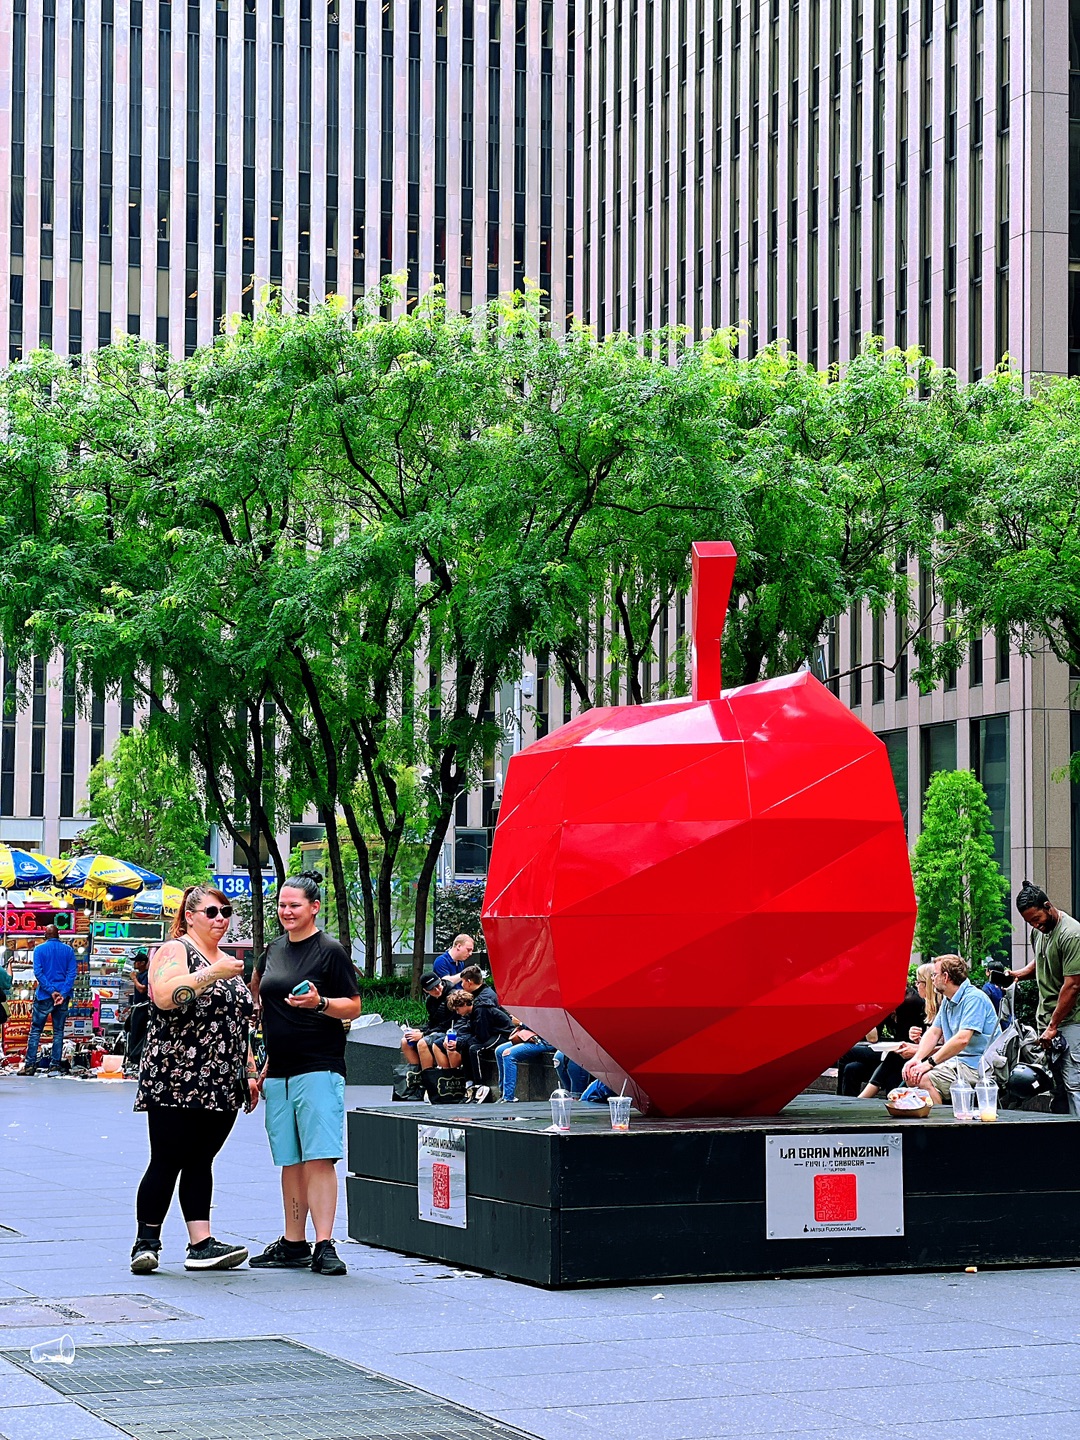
{"left": 969, "top": 634, "right": 984, "bottom": 686}
{"left": 971, "top": 714, "right": 1010, "bottom": 878}
{"left": 881, "top": 728, "right": 909, "bottom": 835}
{"left": 995, "top": 624, "right": 1010, "bottom": 681}
{"left": 0, "top": 655, "right": 16, "bottom": 816}
{"left": 920, "top": 721, "right": 957, "bottom": 816}
{"left": 455, "top": 828, "right": 488, "bottom": 876}
{"left": 850, "top": 602, "right": 862, "bottom": 707}
{"left": 60, "top": 653, "right": 76, "bottom": 818}
{"left": 30, "top": 657, "right": 46, "bottom": 819}
{"left": 872, "top": 608, "right": 885, "bottom": 703}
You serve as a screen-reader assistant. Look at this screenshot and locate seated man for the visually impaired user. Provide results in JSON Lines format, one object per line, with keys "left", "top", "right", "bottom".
{"left": 439, "top": 988, "right": 514, "bottom": 1102}
{"left": 554, "top": 1051, "right": 593, "bottom": 1097}
{"left": 460, "top": 964, "right": 498, "bottom": 1005}
{"left": 401, "top": 973, "right": 453, "bottom": 1073}
{"left": 901, "top": 953, "right": 1000, "bottom": 1104}
{"left": 494, "top": 1026, "right": 555, "bottom": 1102}
{"left": 432, "top": 934, "right": 474, "bottom": 990}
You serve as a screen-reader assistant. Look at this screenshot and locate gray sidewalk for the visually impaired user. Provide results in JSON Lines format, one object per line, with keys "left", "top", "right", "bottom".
{"left": 1, "top": 1078, "right": 1079, "bottom": 1440}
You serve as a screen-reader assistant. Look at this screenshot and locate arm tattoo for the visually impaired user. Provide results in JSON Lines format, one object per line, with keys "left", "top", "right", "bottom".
{"left": 173, "top": 985, "right": 196, "bottom": 1006}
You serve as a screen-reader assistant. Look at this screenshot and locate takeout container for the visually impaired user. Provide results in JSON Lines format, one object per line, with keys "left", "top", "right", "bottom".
{"left": 885, "top": 1086, "right": 933, "bottom": 1118}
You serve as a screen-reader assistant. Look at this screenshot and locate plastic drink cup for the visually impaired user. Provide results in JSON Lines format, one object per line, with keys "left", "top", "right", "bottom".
{"left": 951, "top": 1080, "right": 976, "bottom": 1122}
{"left": 446, "top": 1029, "right": 457, "bottom": 1046}
{"left": 549, "top": 1093, "right": 573, "bottom": 1130}
{"left": 975, "top": 1081, "right": 998, "bottom": 1122}
{"left": 608, "top": 1095, "right": 632, "bottom": 1130}
{"left": 30, "top": 1335, "right": 74, "bottom": 1365}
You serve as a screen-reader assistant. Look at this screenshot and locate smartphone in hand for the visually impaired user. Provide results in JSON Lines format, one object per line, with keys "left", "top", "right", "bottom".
{"left": 291, "top": 981, "right": 312, "bottom": 996}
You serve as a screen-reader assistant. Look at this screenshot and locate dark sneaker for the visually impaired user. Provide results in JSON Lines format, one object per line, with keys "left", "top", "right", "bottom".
{"left": 183, "top": 1237, "right": 248, "bottom": 1271}
{"left": 472, "top": 1085, "right": 492, "bottom": 1103}
{"left": 19, "top": 1065, "right": 37, "bottom": 1077}
{"left": 130, "top": 1239, "right": 161, "bottom": 1275}
{"left": 310, "top": 1239, "right": 347, "bottom": 1276}
{"left": 248, "top": 1236, "right": 313, "bottom": 1269}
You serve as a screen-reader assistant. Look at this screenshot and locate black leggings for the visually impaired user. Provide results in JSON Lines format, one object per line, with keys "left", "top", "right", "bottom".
{"left": 136, "top": 1106, "right": 237, "bottom": 1227}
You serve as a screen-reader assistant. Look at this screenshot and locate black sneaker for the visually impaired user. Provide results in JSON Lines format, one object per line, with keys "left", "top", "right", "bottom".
{"left": 19, "top": 1065, "right": 37, "bottom": 1077}
{"left": 310, "top": 1239, "right": 347, "bottom": 1276}
{"left": 183, "top": 1237, "right": 249, "bottom": 1271}
{"left": 248, "top": 1236, "right": 313, "bottom": 1269}
{"left": 130, "top": 1238, "right": 161, "bottom": 1275}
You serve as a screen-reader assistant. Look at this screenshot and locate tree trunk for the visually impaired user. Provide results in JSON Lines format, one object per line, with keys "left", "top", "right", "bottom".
{"left": 411, "top": 805, "right": 455, "bottom": 998}
{"left": 376, "top": 832, "right": 402, "bottom": 979}
{"left": 247, "top": 857, "right": 265, "bottom": 957}
{"left": 319, "top": 807, "right": 353, "bottom": 956}
{"left": 341, "top": 799, "right": 377, "bottom": 977}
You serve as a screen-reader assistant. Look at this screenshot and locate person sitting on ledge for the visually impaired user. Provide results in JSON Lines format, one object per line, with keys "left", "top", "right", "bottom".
{"left": 431, "top": 934, "right": 474, "bottom": 989}
{"left": 835, "top": 965, "right": 933, "bottom": 1096}
{"left": 401, "top": 973, "right": 453, "bottom": 1074}
{"left": 901, "top": 953, "right": 1000, "bottom": 1104}
{"left": 494, "top": 1024, "right": 555, "bottom": 1102}
{"left": 857, "top": 963, "right": 937, "bottom": 1099}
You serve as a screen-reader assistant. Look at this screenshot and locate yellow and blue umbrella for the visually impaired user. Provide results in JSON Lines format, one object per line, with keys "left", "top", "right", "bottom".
{"left": 104, "top": 885, "right": 184, "bottom": 919}
{"left": 60, "top": 854, "right": 162, "bottom": 903}
{"left": 0, "top": 846, "right": 60, "bottom": 891}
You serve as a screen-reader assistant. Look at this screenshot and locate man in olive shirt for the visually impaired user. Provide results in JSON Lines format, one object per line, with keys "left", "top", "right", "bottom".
{"left": 1013, "top": 880, "right": 1080, "bottom": 1114}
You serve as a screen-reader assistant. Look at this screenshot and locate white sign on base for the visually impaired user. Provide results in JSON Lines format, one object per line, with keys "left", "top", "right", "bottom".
{"left": 765, "top": 1132, "right": 904, "bottom": 1239}
{"left": 417, "top": 1125, "right": 467, "bottom": 1228}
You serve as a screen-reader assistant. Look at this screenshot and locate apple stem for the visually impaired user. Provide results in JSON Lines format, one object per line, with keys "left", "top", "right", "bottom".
{"left": 691, "top": 542, "right": 738, "bottom": 700}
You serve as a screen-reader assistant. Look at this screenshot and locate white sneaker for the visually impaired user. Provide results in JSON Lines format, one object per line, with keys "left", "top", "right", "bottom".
{"left": 472, "top": 1085, "right": 491, "bottom": 1104}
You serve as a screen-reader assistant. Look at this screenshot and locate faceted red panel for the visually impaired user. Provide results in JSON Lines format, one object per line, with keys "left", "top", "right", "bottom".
{"left": 482, "top": 545, "right": 917, "bottom": 1117}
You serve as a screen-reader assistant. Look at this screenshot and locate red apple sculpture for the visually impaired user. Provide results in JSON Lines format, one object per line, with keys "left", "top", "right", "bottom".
{"left": 481, "top": 543, "right": 916, "bottom": 1117}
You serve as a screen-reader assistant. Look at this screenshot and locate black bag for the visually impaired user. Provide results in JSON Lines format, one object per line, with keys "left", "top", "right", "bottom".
{"left": 421, "top": 1068, "right": 469, "bottom": 1105}
{"left": 392, "top": 1063, "right": 425, "bottom": 1102}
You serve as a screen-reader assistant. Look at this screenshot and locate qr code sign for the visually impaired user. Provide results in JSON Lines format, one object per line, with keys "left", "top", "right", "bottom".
{"left": 432, "top": 1161, "right": 451, "bottom": 1210}
{"left": 813, "top": 1172, "right": 858, "bottom": 1223}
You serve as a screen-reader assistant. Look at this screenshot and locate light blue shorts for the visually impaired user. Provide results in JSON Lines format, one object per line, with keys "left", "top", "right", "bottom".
{"left": 262, "top": 1071, "right": 345, "bottom": 1167}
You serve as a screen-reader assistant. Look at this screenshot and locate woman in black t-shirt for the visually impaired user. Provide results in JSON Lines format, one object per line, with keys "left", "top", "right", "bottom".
{"left": 249, "top": 872, "right": 361, "bottom": 1277}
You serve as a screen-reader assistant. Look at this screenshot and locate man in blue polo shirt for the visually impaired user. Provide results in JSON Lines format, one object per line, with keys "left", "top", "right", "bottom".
{"left": 431, "top": 934, "right": 474, "bottom": 989}
{"left": 22, "top": 925, "right": 79, "bottom": 1076}
{"left": 902, "top": 953, "right": 1000, "bottom": 1103}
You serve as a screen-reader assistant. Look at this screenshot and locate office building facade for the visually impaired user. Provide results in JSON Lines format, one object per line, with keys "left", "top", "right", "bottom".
{"left": 2, "top": 1, "right": 1078, "bottom": 952}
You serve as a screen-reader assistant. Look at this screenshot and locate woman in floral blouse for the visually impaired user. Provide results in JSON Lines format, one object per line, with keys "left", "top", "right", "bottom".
{"left": 130, "top": 883, "right": 257, "bottom": 1275}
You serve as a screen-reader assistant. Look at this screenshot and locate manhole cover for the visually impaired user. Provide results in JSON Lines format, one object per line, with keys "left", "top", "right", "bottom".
{"left": 2, "top": 1337, "right": 537, "bottom": 1439}
{"left": 0, "top": 1295, "right": 194, "bottom": 1326}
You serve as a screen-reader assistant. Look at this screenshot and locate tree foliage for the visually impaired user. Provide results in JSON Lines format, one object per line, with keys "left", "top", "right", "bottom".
{"left": 79, "top": 727, "right": 211, "bottom": 887}
{"left": 911, "top": 769, "right": 1011, "bottom": 964}
{"left": 1, "top": 291, "right": 1065, "bottom": 987}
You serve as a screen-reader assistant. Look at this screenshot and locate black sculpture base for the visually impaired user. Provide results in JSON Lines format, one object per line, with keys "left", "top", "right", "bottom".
{"left": 346, "top": 1095, "right": 1080, "bottom": 1288}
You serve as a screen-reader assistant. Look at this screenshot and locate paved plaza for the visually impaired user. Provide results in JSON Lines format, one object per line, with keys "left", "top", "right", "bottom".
{"left": 1, "top": 1078, "right": 1079, "bottom": 1440}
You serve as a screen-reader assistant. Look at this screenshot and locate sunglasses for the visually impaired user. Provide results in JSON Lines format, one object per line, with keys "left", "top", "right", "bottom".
{"left": 192, "top": 904, "right": 233, "bottom": 920}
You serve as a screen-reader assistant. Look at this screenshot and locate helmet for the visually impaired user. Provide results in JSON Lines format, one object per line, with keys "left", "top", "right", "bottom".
{"left": 1006, "top": 1063, "right": 1054, "bottom": 1099}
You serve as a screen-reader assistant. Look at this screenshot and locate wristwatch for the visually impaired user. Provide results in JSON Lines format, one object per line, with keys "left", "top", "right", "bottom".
{"left": 317, "top": 996, "right": 329, "bottom": 1013}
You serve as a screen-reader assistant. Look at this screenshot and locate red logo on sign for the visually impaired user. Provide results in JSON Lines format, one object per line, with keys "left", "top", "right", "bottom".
{"left": 431, "top": 1161, "right": 451, "bottom": 1210}
{"left": 814, "top": 1172, "right": 858, "bottom": 1222}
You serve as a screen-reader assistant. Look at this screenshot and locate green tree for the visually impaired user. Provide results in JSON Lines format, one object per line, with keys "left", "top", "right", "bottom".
{"left": 79, "top": 727, "right": 211, "bottom": 886}
{"left": 911, "top": 769, "right": 1010, "bottom": 964}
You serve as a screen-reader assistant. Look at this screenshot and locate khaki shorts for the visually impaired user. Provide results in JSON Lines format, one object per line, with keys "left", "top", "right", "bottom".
{"left": 926, "top": 1056, "right": 981, "bottom": 1101}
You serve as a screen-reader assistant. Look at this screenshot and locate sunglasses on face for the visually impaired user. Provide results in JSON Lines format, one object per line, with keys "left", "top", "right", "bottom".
{"left": 192, "top": 905, "right": 233, "bottom": 920}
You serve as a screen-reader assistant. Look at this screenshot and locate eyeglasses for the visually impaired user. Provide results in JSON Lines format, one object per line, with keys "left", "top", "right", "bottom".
{"left": 193, "top": 905, "right": 233, "bottom": 920}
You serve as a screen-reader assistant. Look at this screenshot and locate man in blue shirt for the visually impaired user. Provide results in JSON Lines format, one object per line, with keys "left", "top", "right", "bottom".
{"left": 902, "top": 953, "right": 1000, "bottom": 1103}
{"left": 22, "top": 925, "right": 79, "bottom": 1075}
{"left": 431, "top": 934, "right": 474, "bottom": 989}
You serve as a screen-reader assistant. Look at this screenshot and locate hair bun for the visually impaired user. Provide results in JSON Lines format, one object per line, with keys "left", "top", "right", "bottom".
{"left": 298, "top": 869, "right": 324, "bottom": 885}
